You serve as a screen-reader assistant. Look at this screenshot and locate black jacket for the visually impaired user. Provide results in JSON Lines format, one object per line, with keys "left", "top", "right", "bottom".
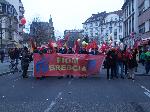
{"left": 21, "top": 50, "right": 30, "bottom": 69}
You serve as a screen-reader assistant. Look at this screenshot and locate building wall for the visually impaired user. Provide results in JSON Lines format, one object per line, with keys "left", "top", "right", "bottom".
{"left": 83, "top": 11, "right": 123, "bottom": 46}
{"left": 30, "top": 16, "right": 55, "bottom": 45}
{"left": 103, "top": 14, "right": 123, "bottom": 45}
{"left": 122, "top": 0, "right": 139, "bottom": 47}
{"left": 0, "top": 0, "right": 20, "bottom": 48}
{"left": 138, "top": 0, "right": 150, "bottom": 40}
{"left": 6, "top": 0, "right": 25, "bottom": 42}
{"left": 64, "top": 30, "right": 84, "bottom": 48}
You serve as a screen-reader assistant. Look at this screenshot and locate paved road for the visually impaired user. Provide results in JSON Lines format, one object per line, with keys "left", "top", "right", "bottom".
{"left": 0, "top": 69, "right": 150, "bottom": 112}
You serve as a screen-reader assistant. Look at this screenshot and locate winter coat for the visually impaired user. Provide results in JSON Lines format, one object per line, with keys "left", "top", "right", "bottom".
{"left": 140, "top": 52, "right": 146, "bottom": 60}
{"left": 104, "top": 51, "right": 116, "bottom": 68}
{"left": 133, "top": 51, "right": 138, "bottom": 67}
{"left": 127, "top": 54, "right": 135, "bottom": 69}
{"left": 21, "top": 50, "right": 30, "bottom": 69}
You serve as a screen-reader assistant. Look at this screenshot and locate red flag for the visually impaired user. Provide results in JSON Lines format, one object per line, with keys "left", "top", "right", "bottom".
{"left": 48, "top": 39, "right": 54, "bottom": 53}
{"left": 74, "top": 40, "right": 80, "bottom": 54}
{"left": 133, "top": 40, "right": 140, "bottom": 49}
{"left": 56, "top": 39, "right": 63, "bottom": 48}
{"left": 65, "top": 32, "right": 70, "bottom": 42}
{"left": 91, "top": 40, "right": 98, "bottom": 49}
{"left": 30, "top": 38, "right": 36, "bottom": 50}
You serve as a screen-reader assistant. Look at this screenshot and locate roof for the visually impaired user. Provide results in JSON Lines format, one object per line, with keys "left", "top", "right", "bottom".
{"left": 122, "top": 0, "right": 130, "bottom": 9}
{"left": 0, "top": 0, "right": 10, "bottom": 5}
{"left": 108, "top": 10, "right": 123, "bottom": 17}
{"left": 83, "top": 11, "right": 107, "bottom": 24}
{"left": 83, "top": 10, "right": 123, "bottom": 24}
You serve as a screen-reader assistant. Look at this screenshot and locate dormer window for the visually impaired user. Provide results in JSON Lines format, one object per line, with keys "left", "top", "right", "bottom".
{"left": 0, "top": 4, "right": 2, "bottom": 12}
{"left": 8, "top": 6, "right": 11, "bottom": 13}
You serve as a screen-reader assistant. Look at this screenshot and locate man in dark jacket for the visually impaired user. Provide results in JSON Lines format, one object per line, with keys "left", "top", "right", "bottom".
{"left": 105, "top": 49, "right": 117, "bottom": 79}
{"left": 0, "top": 49, "right": 5, "bottom": 63}
{"left": 21, "top": 47, "right": 30, "bottom": 78}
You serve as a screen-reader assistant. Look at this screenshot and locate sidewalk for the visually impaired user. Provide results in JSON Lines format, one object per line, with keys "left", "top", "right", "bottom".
{"left": 135, "top": 63, "right": 150, "bottom": 76}
{"left": 0, "top": 61, "right": 33, "bottom": 76}
{"left": 0, "top": 62, "right": 11, "bottom": 75}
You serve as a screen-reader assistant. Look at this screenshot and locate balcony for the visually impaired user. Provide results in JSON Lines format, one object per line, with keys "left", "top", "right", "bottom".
{"left": 19, "top": 6, "right": 25, "bottom": 14}
{"left": 19, "top": 1, "right": 23, "bottom": 7}
{"left": 19, "top": 12, "right": 23, "bottom": 17}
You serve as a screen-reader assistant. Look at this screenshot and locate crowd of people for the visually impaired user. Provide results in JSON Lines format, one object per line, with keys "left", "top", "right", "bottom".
{"left": 0, "top": 43, "right": 149, "bottom": 79}
{"left": 32, "top": 44, "right": 150, "bottom": 80}
{"left": 104, "top": 47, "right": 137, "bottom": 80}
{"left": 33, "top": 46, "right": 100, "bottom": 55}
{"left": 0, "top": 47, "right": 32, "bottom": 78}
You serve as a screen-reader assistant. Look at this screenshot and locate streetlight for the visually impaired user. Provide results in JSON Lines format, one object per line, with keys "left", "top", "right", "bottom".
{"left": 0, "top": 18, "right": 3, "bottom": 49}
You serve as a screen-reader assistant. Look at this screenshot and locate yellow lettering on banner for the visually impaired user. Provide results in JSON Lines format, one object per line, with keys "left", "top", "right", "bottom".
{"left": 57, "top": 57, "right": 61, "bottom": 63}
{"left": 72, "top": 58, "right": 78, "bottom": 64}
{"left": 49, "top": 65, "right": 55, "bottom": 71}
{"left": 62, "top": 58, "right": 65, "bottom": 63}
{"left": 73, "top": 65, "right": 78, "bottom": 71}
{"left": 56, "top": 65, "right": 61, "bottom": 70}
{"left": 82, "top": 66, "right": 87, "bottom": 71}
{"left": 65, "top": 58, "right": 71, "bottom": 64}
{"left": 67, "top": 65, "right": 72, "bottom": 70}
{"left": 61, "top": 65, "right": 66, "bottom": 70}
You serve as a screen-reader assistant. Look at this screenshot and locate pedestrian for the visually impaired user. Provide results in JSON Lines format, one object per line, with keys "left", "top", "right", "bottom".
{"left": 140, "top": 50, "right": 146, "bottom": 66}
{"left": 145, "top": 49, "right": 150, "bottom": 75}
{"left": 132, "top": 49, "right": 138, "bottom": 72}
{"left": 123, "top": 49, "right": 129, "bottom": 77}
{"left": 105, "top": 50, "right": 114, "bottom": 80}
{"left": 0, "top": 49, "right": 5, "bottom": 63}
{"left": 127, "top": 51, "right": 135, "bottom": 80}
{"left": 116, "top": 48, "right": 124, "bottom": 79}
{"left": 89, "top": 48, "right": 99, "bottom": 55}
{"left": 21, "top": 47, "right": 30, "bottom": 78}
{"left": 67, "top": 47, "right": 74, "bottom": 54}
{"left": 14, "top": 48, "right": 20, "bottom": 66}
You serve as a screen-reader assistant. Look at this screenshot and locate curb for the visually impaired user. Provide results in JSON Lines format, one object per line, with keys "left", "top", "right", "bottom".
{"left": 135, "top": 74, "right": 150, "bottom": 76}
{"left": 0, "top": 70, "right": 33, "bottom": 77}
{"left": 0, "top": 71, "right": 12, "bottom": 76}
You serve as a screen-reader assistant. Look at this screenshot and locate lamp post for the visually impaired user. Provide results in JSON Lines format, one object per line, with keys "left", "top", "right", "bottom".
{"left": 0, "top": 19, "right": 3, "bottom": 49}
{"left": 0, "top": 28, "right": 2, "bottom": 49}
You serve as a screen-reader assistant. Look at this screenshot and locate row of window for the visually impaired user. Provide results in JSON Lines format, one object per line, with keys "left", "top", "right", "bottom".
{"left": 19, "top": 6, "right": 24, "bottom": 13}
{"left": 124, "top": 0, "right": 134, "bottom": 19}
{"left": 0, "top": 4, "right": 2, "bottom": 12}
{"left": 88, "top": 19, "right": 122, "bottom": 27}
{"left": 138, "top": 0, "right": 150, "bottom": 16}
{"left": 139, "top": 20, "right": 150, "bottom": 33}
{"left": 87, "top": 26, "right": 122, "bottom": 33}
{"left": 124, "top": 16, "right": 134, "bottom": 37}
{"left": 0, "top": 3, "right": 17, "bottom": 16}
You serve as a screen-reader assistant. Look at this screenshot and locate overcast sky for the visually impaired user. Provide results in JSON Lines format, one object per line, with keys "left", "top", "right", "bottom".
{"left": 22, "top": 0, "right": 124, "bottom": 37}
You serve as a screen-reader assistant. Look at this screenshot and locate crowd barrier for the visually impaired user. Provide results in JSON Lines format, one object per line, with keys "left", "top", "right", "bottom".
{"left": 33, "top": 53, "right": 105, "bottom": 77}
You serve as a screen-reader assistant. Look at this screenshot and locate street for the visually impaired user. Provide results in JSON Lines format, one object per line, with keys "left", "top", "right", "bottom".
{"left": 0, "top": 66, "right": 150, "bottom": 112}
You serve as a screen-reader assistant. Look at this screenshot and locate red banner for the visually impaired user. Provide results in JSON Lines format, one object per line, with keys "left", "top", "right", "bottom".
{"left": 34, "top": 54, "right": 105, "bottom": 77}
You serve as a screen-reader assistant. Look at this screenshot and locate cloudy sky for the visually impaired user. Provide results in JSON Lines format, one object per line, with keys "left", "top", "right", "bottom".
{"left": 22, "top": 0, "right": 124, "bottom": 36}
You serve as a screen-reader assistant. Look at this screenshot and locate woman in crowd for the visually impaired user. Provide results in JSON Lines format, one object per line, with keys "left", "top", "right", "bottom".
{"left": 127, "top": 49, "right": 135, "bottom": 80}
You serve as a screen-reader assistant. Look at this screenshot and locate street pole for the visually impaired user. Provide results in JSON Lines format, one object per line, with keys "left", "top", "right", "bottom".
{"left": 0, "top": 20, "right": 2, "bottom": 49}
{"left": 0, "top": 28, "right": 2, "bottom": 49}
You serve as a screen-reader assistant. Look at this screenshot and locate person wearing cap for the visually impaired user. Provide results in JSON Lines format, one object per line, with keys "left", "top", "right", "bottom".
{"left": 21, "top": 47, "right": 30, "bottom": 78}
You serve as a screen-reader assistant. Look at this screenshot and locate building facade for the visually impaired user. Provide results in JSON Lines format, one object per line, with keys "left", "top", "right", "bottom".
{"left": 138, "top": 0, "right": 150, "bottom": 43}
{"left": 30, "top": 16, "right": 55, "bottom": 46}
{"left": 64, "top": 29, "right": 84, "bottom": 48}
{"left": 7, "top": 0, "right": 25, "bottom": 42}
{"left": 0, "top": 0, "right": 18, "bottom": 49}
{"left": 0, "top": 0, "right": 25, "bottom": 49}
{"left": 83, "top": 10, "right": 123, "bottom": 46}
{"left": 122, "top": 0, "right": 139, "bottom": 47}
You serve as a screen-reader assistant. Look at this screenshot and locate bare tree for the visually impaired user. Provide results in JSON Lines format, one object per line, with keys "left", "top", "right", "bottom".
{"left": 29, "top": 17, "right": 55, "bottom": 46}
